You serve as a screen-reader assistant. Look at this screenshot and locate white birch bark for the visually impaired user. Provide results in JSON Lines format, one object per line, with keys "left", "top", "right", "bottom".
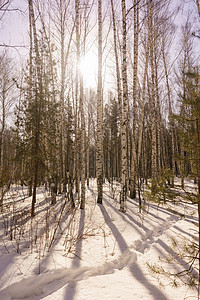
{"left": 162, "top": 38, "right": 175, "bottom": 186}
{"left": 87, "top": 110, "right": 90, "bottom": 187}
{"left": 96, "top": 0, "right": 103, "bottom": 204}
{"left": 110, "top": 0, "right": 123, "bottom": 181}
{"left": 75, "top": 0, "right": 80, "bottom": 198}
{"left": 0, "top": 77, "right": 5, "bottom": 171}
{"left": 149, "top": 0, "right": 157, "bottom": 191}
{"left": 60, "top": 0, "right": 66, "bottom": 193}
{"left": 137, "top": 14, "right": 150, "bottom": 165}
{"left": 120, "top": 0, "right": 128, "bottom": 212}
{"left": 80, "top": 62, "right": 86, "bottom": 209}
{"left": 154, "top": 51, "right": 162, "bottom": 175}
{"left": 75, "top": 0, "right": 86, "bottom": 208}
{"left": 130, "top": 0, "right": 139, "bottom": 199}
{"left": 80, "top": 81, "right": 86, "bottom": 209}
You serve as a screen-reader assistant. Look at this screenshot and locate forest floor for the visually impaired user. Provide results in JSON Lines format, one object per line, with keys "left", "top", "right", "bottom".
{"left": 0, "top": 179, "right": 199, "bottom": 300}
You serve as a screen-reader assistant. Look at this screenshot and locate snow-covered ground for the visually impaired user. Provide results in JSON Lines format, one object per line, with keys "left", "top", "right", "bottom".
{"left": 0, "top": 179, "right": 198, "bottom": 300}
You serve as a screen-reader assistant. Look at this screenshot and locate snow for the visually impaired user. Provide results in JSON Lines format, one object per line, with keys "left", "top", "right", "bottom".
{"left": 0, "top": 179, "right": 198, "bottom": 300}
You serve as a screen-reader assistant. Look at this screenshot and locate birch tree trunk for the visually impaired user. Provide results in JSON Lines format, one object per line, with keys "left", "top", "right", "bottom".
{"left": 87, "top": 110, "right": 90, "bottom": 187}
{"left": 194, "top": 69, "right": 200, "bottom": 296}
{"left": 75, "top": 0, "right": 80, "bottom": 198}
{"left": 0, "top": 82, "right": 5, "bottom": 208}
{"left": 137, "top": 4, "right": 151, "bottom": 211}
{"left": 137, "top": 10, "right": 150, "bottom": 166}
{"left": 59, "top": 0, "right": 66, "bottom": 194}
{"left": 110, "top": 0, "right": 122, "bottom": 179}
{"left": 80, "top": 80, "right": 85, "bottom": 209}
{"left": 96, "top": 0, "right": 103, "bottom": 204}
{"left": 149, "top": 0, "right": 157, "bottom": 192}
{"left": 120, "top": 0, "right": 128, "bottom": 213}
{"left": 75, "top": 0, "right": 86, "bottom": 208}
{"left": 130, "top": 0, "right": 139, "bottom": 199}
{"left": 0, "top": 77, "right": 5, "bottom": 171}
{"left": 80, "top": 56, "right": 85, "bottom": 209}
{"left": 162, "top": 38, "right": 175, "bottom": 186}
{"left": 154, "top": 51, "right": 162, "bottom": 175}
{"left": 28, "top": 9, "right": 33, "bottom": 197}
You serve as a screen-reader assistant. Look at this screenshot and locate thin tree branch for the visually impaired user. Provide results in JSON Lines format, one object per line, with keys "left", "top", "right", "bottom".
{"left": 1, "top": 8, "right": 24, "bottom": 13}
{"left": 126, "top": 0, "right": 140, "bottom": 16}
{"left": 0, "top": 1, "right": 9, "bottom": 11}
{"left": 0, "top": 44, "right": 28, "bottom": 48}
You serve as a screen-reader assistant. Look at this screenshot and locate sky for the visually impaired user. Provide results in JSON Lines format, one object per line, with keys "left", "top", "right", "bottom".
{"left": 0, "top": 0, "right": 29, "bottom": 59}
{"left": 1, "top": 0, "right": 200, "bottom": 92}
{"left": 0, "top": 0, "right": 109, "bottom": 90}
{"left": 1, "top": 0, "right": 199, "bottom": 50}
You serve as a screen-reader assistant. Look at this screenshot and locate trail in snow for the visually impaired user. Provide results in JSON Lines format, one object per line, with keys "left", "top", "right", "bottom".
{"left": 0, "top": 181, "right": 197, "bottom": 300}
{"left": 131, "top": 215, "right": 179, "bottom": 254}
{"left": 0, "top": 208, "right": 181, "bottom": 300}
{"left": 0, "top": 249, "right": 137, "bottom": 300}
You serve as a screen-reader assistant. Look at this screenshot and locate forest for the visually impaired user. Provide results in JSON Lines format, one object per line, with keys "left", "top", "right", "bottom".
{"left": 0, "top": 0, "right": 200, "bottom": 299}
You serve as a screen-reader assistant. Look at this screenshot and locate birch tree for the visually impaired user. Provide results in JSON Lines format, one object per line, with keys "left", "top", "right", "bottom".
{"left": 162, "top": 31, "right": 176, "bottom": 186}
{"left": 130, "top": 0, "right": 139, "bottom": 199}
{"left": 58, "top": 0, "right": 68, "bottom": 194}
{"left": 149, "top": 0, "right": 157, "bottom": 193}
{"left": 120, "top": 0, "right": 128, "bottom": 212}
{"left": 110, "top": 0, "right": 122, "bottom": 142}
{"left": 75, "top": 0, "right": 86, "bottom": 209}
{"left": 137, "top": 0, "right": 151, "bottom": 211}
{"left": 96, "top": 0, "right": 103, "bottom": 204}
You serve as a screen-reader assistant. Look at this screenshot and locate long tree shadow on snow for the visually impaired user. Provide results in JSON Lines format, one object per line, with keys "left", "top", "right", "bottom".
{"left": 129, "top": 262, "right": 168, "bottom": 300}
{"left": 99, "top": 204, "right": 169, "bottom": 300}
{"left": 103, "top": 191, "right": 172, "bottom": 232}
{"left": 32, "top": 203, "right": 76, "bottom": 276}
{"left": 30, "top": 209, "right": 86, "bottom": 299}
{"left": 103, "top": 196, "right": 148, "bottom": 238}
{"left": 148, "top": 203, "right": 198, "bottom": 225}
{"left": 173, "top": 224, "right": 196, "bottom": 239}
{"left": 64, "top": 209, "right": 85, "bottom": 300}
{"left": 157, "top": 238, "right": 199, "bottom": 278}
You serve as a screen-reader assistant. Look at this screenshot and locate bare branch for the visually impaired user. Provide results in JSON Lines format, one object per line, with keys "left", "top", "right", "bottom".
{"left": 126, "top": 0, "right": 142, "bottom": 16}
{"left": 1, "top": 8, "right": 24, "bottom": 13}
{"left": 0, "top": 44, "right": 28, "bottom": 48}
{"left": 196, "top": 0, "right": 200, "bottom": 19}
{"left": 0, "top": 1, "right": 9, "bottom": 11}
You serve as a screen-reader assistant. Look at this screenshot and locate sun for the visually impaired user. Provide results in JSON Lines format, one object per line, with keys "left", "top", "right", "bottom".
{"left": 80, "top": 51, "right": 98, "bottom": 89}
